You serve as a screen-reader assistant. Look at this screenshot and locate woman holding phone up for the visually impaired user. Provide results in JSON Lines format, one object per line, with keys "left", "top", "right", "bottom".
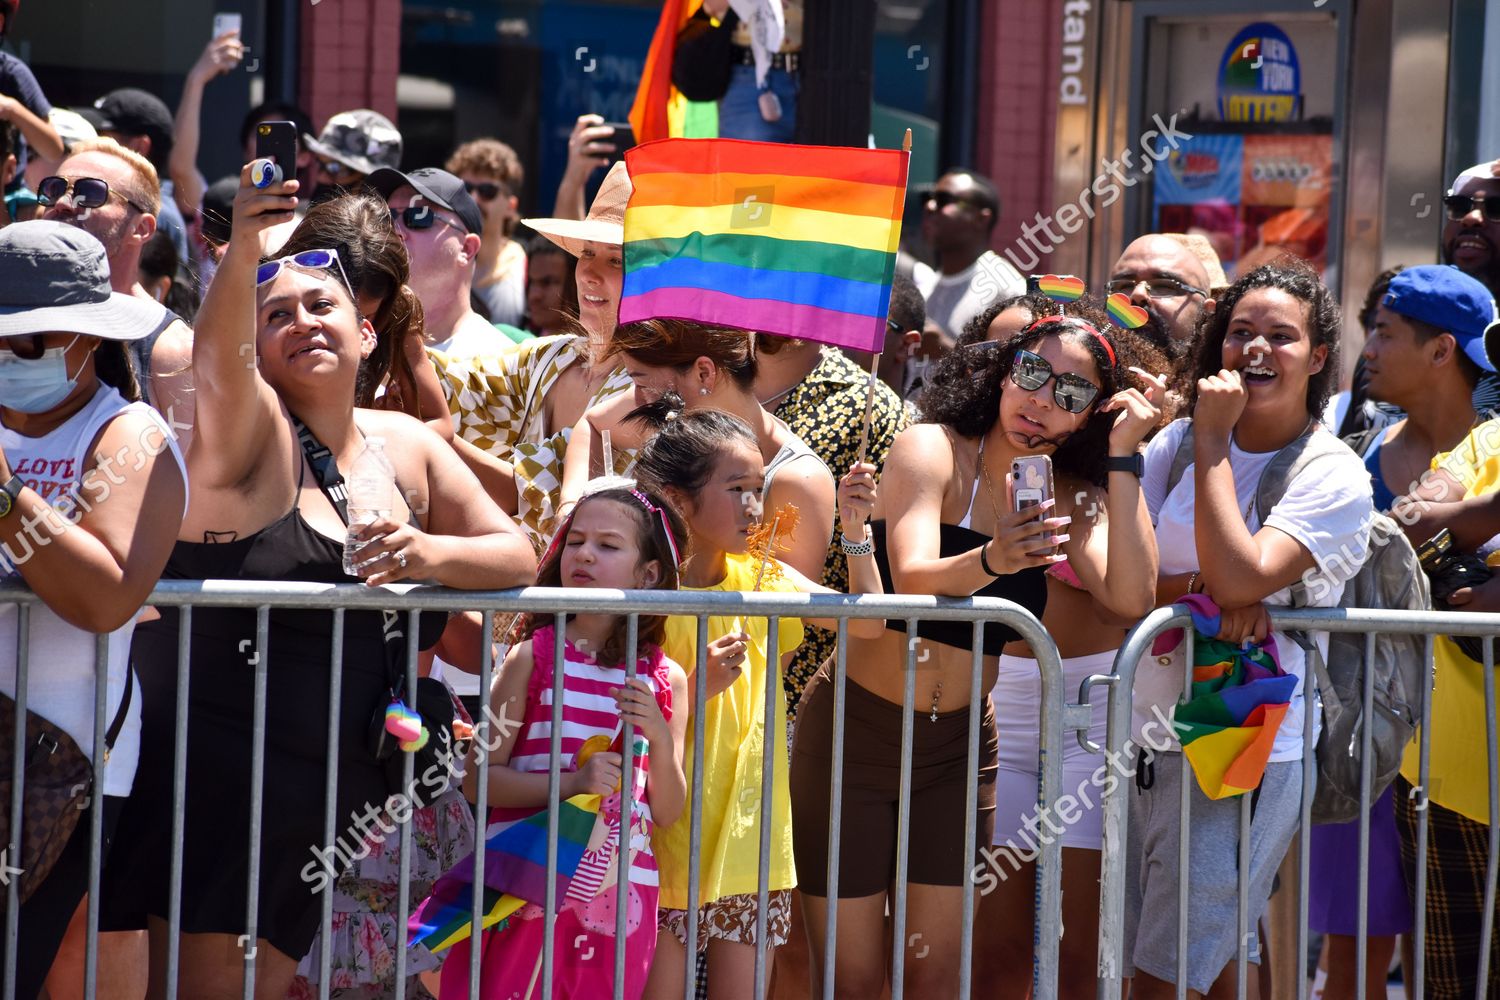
{"left": 788, "top": 303, "right": 1161, "bottom": 997}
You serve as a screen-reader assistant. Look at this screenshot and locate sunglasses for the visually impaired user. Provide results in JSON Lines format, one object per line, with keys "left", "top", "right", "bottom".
{"left": 1445, "top": 193, "right": 1500, "bottom": 222}
{"left": 37, "top": 175, "right": 151, "bottom": 215}
{"left": 1009, "top": 348, "right": 1100, "bottom": 414}
{"left": 316, "top": 157, "right": 361, "bottom": 179}
{"left": 255, "top": 247, "right": 354, "bottom": 296}
{"left": 926, "top": 190, "right": 978, "bottom": 211}
{"left": 0, "top": 334, "right": 51, "bottom": 361}
{"left": 390, "top": 204, "right": 467, "bottom": 236}
{"left": 463, "top": 180, "right": 504, "bottom": 201}
{"left": 1105, "top": 275, "right": 1207, "bottom": 300}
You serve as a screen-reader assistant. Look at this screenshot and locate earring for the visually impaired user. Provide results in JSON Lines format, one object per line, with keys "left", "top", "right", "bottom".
{"left": 699, "top": 387, "right": 710, "bottom": 396}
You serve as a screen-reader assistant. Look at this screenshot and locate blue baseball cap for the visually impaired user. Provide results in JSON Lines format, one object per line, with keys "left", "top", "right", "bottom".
{"left": 1381, "top": 265, "right": 1499, "bottom": 372}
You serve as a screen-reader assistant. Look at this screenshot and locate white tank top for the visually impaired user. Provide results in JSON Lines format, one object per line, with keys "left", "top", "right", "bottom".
{"left": 0, "top": 385, "right": 188, "bottom": 796}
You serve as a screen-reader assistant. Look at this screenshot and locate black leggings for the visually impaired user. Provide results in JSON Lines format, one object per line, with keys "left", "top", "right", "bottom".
{"left": 0, "top": 794, "right": 124, "bottom": 999}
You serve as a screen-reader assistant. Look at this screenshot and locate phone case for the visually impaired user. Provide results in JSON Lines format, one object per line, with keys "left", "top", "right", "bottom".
{"left": 1011, "top": 456, "right": 1054, "bottom": 512}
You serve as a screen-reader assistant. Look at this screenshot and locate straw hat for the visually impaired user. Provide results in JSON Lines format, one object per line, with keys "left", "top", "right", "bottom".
{"left": 524, "top": 161, "right": 631, "bottom": 256}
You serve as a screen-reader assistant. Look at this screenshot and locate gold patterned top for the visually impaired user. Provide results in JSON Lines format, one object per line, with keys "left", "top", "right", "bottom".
{"left": 433, "top": 335, "right": 635, "bottom": 552}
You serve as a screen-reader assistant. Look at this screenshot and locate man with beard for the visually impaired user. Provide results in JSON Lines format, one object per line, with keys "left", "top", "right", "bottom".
{"left": 1107, "top": 233, "right": 1216, "bottom": 364}
{"left": 1442, "top": 161, "right": 1500, "bottom": 416}
{"left": 916, "top": 168, "right": 1024, "bottom": 347}
{"left": 302, "top": 108, "right": 402, "bottom": 204}
{"left": 40, "top": 139, "right": 192, "bottom": 435}
{"left": 92, "top": 88, "right": 188, "bottom": 263}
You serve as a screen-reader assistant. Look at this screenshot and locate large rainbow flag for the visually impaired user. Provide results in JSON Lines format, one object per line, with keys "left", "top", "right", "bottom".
{"left": 619, "top": 138, "right": 910, "bottom": 354}
{"left": 1158, "top": 594, "right": 1297, "bottom": 800}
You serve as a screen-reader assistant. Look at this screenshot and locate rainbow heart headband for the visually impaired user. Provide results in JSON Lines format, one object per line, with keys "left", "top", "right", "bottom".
{"left": 540, "top": 481, "right": 683, "bottom": 571}
{"left": 1027, "top": 273, "right": 1152, "bottom": 333}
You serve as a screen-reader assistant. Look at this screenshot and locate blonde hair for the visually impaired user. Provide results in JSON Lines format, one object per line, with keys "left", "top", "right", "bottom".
{"left": 62, "top": 138, "right": 162, "bottom": 215}
{"left": 445, "top": 138, "right": 523, "bottom": 192}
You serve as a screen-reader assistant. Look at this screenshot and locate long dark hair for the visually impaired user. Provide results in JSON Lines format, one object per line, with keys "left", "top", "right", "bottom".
{"left": 95, "top": 341, "right": 141, "bottom": 402}
{"left": 921, "top": 298, "right": 1164, "bottom": 486}
{"left": 516, "top": 486, "right": 687, "bottom": 666}
{"left": 275, "top": 191, "right": 426, "bottom": 409}
{"left": 1190, "top": 258, "right": 1342, "bottom": 419}
{"left": 608, "top": 318, "right": 758, "bottom": 392}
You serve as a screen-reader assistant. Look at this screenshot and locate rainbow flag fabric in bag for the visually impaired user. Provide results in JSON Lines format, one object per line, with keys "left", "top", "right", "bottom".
{"left": 1155, "top": 594, "right": 1298, "bottom": 800}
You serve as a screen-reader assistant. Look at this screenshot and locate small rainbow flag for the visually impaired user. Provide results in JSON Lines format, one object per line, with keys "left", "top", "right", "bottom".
{"left": 620, "top": 138, "right": 910, "bottom": 354}
{"left": 1157, "top": 595, "right": 1297, "bottom": 800}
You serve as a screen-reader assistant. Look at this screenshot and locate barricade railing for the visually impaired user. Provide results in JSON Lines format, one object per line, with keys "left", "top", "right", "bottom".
{"left": 0, "top": 580, "right": 1068, "bottom": 1000}
{"left": 1096, "top": 604, "right": 1500, "bottom": 1000}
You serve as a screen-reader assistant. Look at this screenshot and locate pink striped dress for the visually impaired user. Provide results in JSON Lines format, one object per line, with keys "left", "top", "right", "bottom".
{"left": 439, "top": 624, "right": 672, "bottom": 1000}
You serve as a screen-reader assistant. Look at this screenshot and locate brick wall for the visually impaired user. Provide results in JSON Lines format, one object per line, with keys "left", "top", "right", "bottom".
{"left": 299, "top": 0, "right": 401, "bottom": 131}
{"left": 976, "top": 0, "right": 1062, "bottom": 268}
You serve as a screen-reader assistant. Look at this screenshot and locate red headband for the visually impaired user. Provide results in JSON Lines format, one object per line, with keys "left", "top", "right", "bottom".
{"left": 1032, "top": 314, "right": 1117, "bottom": 368}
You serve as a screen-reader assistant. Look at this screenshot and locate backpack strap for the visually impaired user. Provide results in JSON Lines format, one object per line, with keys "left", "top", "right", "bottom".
{"left": 1251, "top": 425, "right": 1348, "bottom": 609}
{"left": 1163, "top": 422, "right": 1196, "bottom": 503}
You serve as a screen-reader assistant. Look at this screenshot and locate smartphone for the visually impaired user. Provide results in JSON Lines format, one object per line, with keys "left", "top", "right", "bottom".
{"left": 255, "top": 120, "right": 298, "bottom": 175}
{"left": 212, "top": 12, "right": 242, "bottom": 37}
{"left": 600, "top": 120, "right": 636, "bottom": 158}
{"left": 1011, "top": 455, "right": 1054, "bottom": 513}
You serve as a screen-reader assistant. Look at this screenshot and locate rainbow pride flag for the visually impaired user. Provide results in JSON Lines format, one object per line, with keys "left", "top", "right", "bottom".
{"left": 1157, "top": 595, "right": 1297, "bottom": 800}
{"left": 409, "top": 791, "right": 604, "bottom": 953}
{"left": 619, "top": 138, "right": 910, "bottom": 354}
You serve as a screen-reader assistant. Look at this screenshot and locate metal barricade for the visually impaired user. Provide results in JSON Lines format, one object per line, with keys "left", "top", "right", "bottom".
{"left": 0, "top": 580, "right": 1069, "bottom": 1000}
{"left": 1094, "top": 603, "right": 1500, "bottom": 1000}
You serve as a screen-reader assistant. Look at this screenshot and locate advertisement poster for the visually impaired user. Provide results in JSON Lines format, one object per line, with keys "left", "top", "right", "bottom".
{"left": 1217, "top": 21, "right": 1302, "bottom": 123}
{"left": 1237, "top": 134, "right": 1333, "bottom": 273}
{"left": 1154, "top": 133, "right": 1245, "bottom": 275}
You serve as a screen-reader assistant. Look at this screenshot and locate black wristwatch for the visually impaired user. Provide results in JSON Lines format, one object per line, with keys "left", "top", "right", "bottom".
{"left": 1107, "top": 453, "right": 1144, "bottom": 478}
{"left": 0, "top": 475, "right": 24, "bottom": 518}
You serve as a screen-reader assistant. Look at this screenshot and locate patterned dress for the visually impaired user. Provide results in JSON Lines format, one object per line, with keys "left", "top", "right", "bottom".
{"left": 438, "top": 625, "right": 673, "bottom": 1000}
{"left": 770, "top": 348, "right": 908, "bottom": 716}
{"left": 433, "top": 335, "right": 635, "bottom": 552}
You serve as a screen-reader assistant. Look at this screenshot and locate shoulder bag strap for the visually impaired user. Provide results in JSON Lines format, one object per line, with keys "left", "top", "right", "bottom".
{"left": 292, "top": 416, "right": 350, "bottom": 525}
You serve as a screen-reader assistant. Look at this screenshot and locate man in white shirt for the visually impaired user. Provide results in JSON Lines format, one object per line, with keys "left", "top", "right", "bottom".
{"left": 915, "top": 169, "right": 1024, "bottom": 347}
{"left": 370, "top": 166, "right": 504, "bottom": 357}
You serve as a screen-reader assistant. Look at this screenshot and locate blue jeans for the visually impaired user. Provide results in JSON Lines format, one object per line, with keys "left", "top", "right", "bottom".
{"left": 718, "top": 62, "right": 799, "bottom": 142}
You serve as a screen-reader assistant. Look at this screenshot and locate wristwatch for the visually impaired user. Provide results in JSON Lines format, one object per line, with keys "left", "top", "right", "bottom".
{"left": 1106, "top": 454, "right": 1144, "bottom": 478}
{"left": 0, "top": 476, "right": 24, "bottom": 518}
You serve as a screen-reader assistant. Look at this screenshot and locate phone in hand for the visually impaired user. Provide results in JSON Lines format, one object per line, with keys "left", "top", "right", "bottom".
{"left": 212, "top": 12, "right": 242, "bottom": 38}
{"left": 600, "top": 121, "right": 636, "bottom": 160}
{"left": 255, "top": 120, "right": 298, "bottom": 175}
{"left": 1011, "top": 455, "right": 1054, "bottom": 513}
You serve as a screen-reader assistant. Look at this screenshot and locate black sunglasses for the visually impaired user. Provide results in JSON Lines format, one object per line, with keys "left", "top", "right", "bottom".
{"left": 463, "top": 180, "right": 503, "bottom": 200}
{"left": 37, "top": 175, "right": 150, "bottom": 215}
{"left": 1105, "top": 275, "right": 1207, "bottom": 299}
{"left": 926, "top": 190, "right": 978, "bottom": 211}
{"left": 1009, "top": 348, "right": 1100, "bottom": 414}
{"left": 0, "top": 334, "right": 49, "bottom": 361}
{"left": 1445, "top": 193, "right": 1500, "bottom": 222}
{"left": 390, "top": 205, "right": 466, "bottom": 235}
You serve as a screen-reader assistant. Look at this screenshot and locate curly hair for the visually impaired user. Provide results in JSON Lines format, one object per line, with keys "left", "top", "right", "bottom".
{"left": 609, "top": 318, "right": 758, "bottom": 392}
{"left": 445, "top": 138, "right": 524, "bottom": 192}
{"left": 1189, "top": 258, "right": 1342, "bottom": 419}
{"left": 276, "top": 191, "right": 427, "bottom": 410}
{"left": 920, "top": 297, "right": 1172, "bottom": 486}
{"left": 516, "top": 486, "right": 687, "bottom": 667}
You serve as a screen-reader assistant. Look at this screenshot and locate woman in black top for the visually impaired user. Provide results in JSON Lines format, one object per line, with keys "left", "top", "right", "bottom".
{"left": 789, "top": 304, "right": 1162, "bottom": 997}
{"left": 102, "top": 164, "right": 535, "bottom": 998}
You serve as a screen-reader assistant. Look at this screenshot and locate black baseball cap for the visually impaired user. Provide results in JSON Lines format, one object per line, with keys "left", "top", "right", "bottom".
{"left": 93, "top": 88, "right": 175, "bottom": 160}
{"left": 367, "top": 167, "right": 484, "bottom": 237}
{"left": 200, "top": 174, "right": 239, "bottom": 245}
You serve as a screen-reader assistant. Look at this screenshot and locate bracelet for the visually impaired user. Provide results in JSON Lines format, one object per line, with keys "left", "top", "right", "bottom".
{"left": 1186, "top": 571, "right": 1200, "bottom": 596}
{"left": 840, "top": 529, "right": 873, "bottom": 557}
{"left": 978, "top": 540, "right": 1003, "bottom": 578}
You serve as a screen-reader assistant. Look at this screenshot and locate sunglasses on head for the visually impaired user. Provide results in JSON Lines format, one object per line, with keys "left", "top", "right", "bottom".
{"left": 1009, "top": 347, "right": 1101, "bottom": 414}
{"left": 255, "top": 247, "right": 354, "bottom": 297}
{"left": 1445, "top": 193, "right": 1500, "bottom": 222}
{"left": 390, "top": 204, "right": 466, "bottom": 235}
{"left": 37, "top": 175, "right": 151, "bottom": 215}
{"left": 463, "top": 180, "right": 504, "bottom": 201}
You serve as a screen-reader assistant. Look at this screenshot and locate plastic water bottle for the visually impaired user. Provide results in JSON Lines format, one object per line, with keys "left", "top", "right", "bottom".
{"left": 342, "top": 436, "right": 395, "bottom": 575}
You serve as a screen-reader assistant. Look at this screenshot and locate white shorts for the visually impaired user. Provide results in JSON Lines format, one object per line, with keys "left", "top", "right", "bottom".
{"left": 991, "top": 649, "right": 1112, "bottom": 852}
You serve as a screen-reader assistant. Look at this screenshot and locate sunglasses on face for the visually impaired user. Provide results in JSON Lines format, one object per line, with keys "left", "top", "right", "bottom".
{"left": 255, "top": 248, "right": 354, "bottom": 298}
{"left": 463, "top": 180, "right": 504, "bottom": 201}
{"left": 316, "top": 157, "right": 361, "bottom": 179}
{"left": 1105, "top": 275, "right": 1208, "bottom": 299}
{"left": 1009, "top": 348, "right": 1100, "bottom": 414}
{"left": 0, "top": 334, "right": 51, "bottom": 361}
{"left": 37, "top": 175, "right": 151, "bottom": 215}
{"left": 1445, "top": 193, "right": 1500, "bottom": 222}
{"left": 925, "top": 190, "right": 976, "bottom": 211}
{"left": 390, "top": 205, "right": 466, "bottom": 236}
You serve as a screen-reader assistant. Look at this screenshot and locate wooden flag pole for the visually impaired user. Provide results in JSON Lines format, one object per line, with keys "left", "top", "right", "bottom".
{"left": 855, "top": 129, "right": 913, "bottom": 467}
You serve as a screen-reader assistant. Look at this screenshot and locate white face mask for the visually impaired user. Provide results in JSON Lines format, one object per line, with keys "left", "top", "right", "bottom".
{"left": 0, "top": 336, "right": 85, "bottom": 414}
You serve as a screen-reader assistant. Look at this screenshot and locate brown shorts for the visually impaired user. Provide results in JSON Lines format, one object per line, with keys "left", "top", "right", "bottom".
{"left": 659, "top": 890, "right": 794, "bottom": 953}
{"left": 789, "top": 665, "right": 997, "bottom": 897}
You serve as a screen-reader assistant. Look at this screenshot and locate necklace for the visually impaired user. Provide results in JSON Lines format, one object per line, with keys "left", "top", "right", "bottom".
{"left": 759, "top": 381, "right": 798, "bottom": 409}
{"left": 976, "top": 446, "right": 1004, "bottom": 525}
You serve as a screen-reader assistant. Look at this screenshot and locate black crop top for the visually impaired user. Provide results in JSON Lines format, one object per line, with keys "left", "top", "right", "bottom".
{"left": 868, "top": 519, "right": 1048, "bottom": 656}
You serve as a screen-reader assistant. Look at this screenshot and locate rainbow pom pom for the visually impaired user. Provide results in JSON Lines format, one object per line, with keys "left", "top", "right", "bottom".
{"left": 385, "top": 702, "right": 423, "bottom": 744}
{"left": 399, "top": 727, "right": 430, "bottom": 753}
{"left": 1035, "top": 274, "right": 1085, "bottom": 301}
{"left": 1106, "top": 293, "right": 1150, "bottom": 330}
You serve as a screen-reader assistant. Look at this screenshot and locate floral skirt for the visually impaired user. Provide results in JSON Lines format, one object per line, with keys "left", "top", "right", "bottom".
{"left": 289, "top": 788, "right": 476, "bottom": 997}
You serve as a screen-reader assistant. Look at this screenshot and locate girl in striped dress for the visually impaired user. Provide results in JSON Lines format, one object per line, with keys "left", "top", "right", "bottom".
{"left": 441, "top": 486, "right": 690, "bottom": 999}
